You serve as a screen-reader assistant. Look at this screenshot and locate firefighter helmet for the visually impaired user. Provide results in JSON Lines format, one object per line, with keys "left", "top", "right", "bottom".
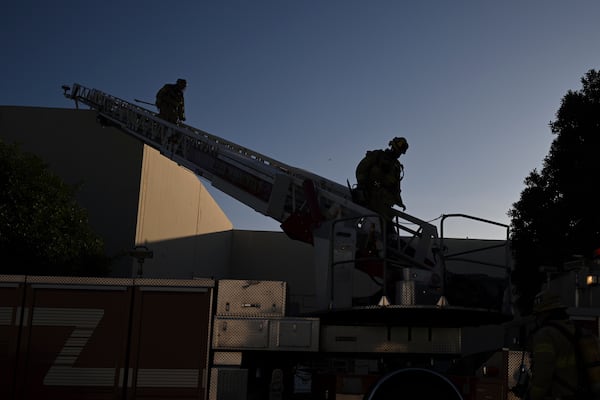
{"left": 533, "top": 290, "right": 566, "bottom": 314}
{"left": 389, "top": 137, "right": 408, "bottom": 154}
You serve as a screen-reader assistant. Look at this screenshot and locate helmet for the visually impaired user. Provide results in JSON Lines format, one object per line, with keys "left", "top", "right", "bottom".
{"left": 532, "top": 290, "right": 566, "bottom": 314}
{"left": 176, "top": 78, "right": 187, "bottom": 88}
{"left": 389, "top": 137, "right": 408, "bottom": 153}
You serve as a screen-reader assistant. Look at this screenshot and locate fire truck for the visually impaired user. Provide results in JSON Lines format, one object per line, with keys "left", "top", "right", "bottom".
{"left": 0, "top": 84, "right": 523, "bottom": 399}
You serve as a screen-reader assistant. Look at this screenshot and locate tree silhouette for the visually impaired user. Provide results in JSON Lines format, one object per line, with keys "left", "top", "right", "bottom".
{"left": 509, "top": 69, "right": 600, "bottom": 314}
{"left": 0, "top": 139, "right": 110, "bottom": 276}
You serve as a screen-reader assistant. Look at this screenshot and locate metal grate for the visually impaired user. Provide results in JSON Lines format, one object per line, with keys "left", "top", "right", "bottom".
{"left": 506, "top": 350, "right": 530, "bottom": 400}
{"left": 209, "top": 368, "right": 247, "bottom": 400}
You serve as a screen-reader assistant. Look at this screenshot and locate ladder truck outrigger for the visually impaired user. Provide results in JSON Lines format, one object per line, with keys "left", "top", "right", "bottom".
{"left": 62, "top": 84, "right": 518, "bottom": 399}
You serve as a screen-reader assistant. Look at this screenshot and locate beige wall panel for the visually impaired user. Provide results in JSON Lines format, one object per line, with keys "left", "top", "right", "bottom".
{"left": 135, "top": 145, "right": 232, "bottom": 244}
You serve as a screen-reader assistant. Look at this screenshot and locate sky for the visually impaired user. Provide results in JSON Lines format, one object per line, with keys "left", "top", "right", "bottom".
{"left": 2, "top": 1, "right": 599, "bottom": 240}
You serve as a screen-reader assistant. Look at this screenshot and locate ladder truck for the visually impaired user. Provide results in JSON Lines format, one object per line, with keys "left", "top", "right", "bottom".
{"left": 57, "top": 83, "right": 517, "bottom": 399}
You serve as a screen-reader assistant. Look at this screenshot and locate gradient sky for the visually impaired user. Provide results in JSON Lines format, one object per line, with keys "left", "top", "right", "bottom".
{"left": 2, "top": 1, "right": 599, "bottom": 239}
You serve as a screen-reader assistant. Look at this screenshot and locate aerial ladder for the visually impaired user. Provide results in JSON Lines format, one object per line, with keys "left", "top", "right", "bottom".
{"left": 62, "top": 83, "right": 512, "bottom": 323}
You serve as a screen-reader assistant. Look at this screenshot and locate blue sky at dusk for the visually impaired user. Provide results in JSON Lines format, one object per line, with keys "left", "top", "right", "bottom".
{"left": 2, "top": 1, "right": 599, "bottom": 239}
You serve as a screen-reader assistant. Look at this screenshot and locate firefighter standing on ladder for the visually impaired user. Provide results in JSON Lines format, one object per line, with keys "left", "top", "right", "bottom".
{"left": 155, "top": 78, "right": 187, "bottom": 124}
{"left": 355, "top": 136, "right": 408, "bottom": 223}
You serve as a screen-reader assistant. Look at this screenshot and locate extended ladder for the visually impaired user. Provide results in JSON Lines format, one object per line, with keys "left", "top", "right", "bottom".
{"left": 62, "top": 83, "right": 440, "bottom": 270}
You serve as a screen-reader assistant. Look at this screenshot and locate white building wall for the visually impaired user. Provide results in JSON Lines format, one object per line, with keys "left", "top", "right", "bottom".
{"left": 139, "top": 231, "right": 233, "bottom": 280}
